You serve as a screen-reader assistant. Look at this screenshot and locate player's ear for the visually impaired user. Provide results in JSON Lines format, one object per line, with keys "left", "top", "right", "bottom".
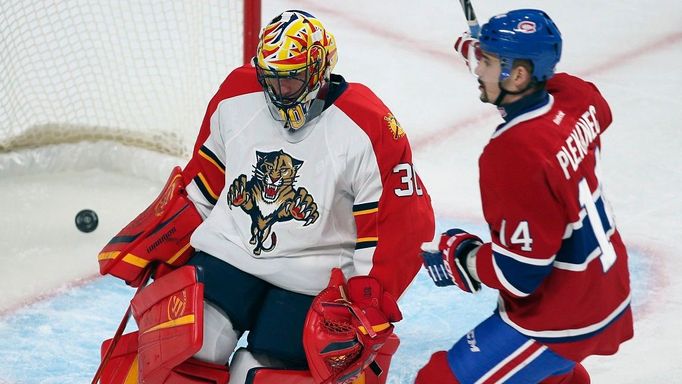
{"left": 509, "top": 63, "right": 533, "bottom": 92}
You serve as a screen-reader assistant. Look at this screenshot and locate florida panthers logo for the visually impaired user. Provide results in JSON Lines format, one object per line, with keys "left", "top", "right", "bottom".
{"left": 384, "top": 113, "right": 405, "bottom": 140}
{"left": 227, "top": 150, "right": 319, "bottom": 255}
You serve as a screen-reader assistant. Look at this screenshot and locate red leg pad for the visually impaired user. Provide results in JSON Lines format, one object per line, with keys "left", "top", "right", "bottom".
{"left": 242, "top": 337, "right": 399, "bottom": 384}
{"left": 246, "top": 368, "right": 315, "bottom": 384}
{"left": 131, "top": 266, "right": 204, "bottom": 384}
{"left": 100, "top": 331, "right": 140, "bottom": 384}
{"left": 164, "top": 358, "right": 229, "bottom": 384}
{"left": 99, "top": 337, "right": 228, "bottom": 384}
{"left": 415, "top": 351, "right": 460, "bottom": 384}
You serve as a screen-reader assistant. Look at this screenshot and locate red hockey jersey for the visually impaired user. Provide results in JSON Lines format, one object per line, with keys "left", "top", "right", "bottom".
{"left": 474, "top": 73, "right": 633, "bottom": 361}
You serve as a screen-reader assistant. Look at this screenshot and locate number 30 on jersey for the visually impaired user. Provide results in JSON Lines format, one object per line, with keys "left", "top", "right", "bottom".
{"left": 393, "top": 163, "right": 424, "bottom": 197}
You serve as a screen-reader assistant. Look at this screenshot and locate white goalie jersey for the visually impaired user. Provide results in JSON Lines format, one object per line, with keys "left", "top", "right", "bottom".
{"left": 182, "top": 65, "right": 435, "bottom": 298}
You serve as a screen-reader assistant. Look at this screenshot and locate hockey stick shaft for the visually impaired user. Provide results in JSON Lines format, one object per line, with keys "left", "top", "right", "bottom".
{"left": 458, "top": 0, "right": 481, "bottom": 38}
{"left": 91, "top": 266, "right": 153, "bottom": 384}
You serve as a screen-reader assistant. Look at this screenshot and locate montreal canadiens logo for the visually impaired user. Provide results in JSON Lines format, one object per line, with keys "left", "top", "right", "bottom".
{"left": 515, "top": 21, "right": 537, "bottom": 33}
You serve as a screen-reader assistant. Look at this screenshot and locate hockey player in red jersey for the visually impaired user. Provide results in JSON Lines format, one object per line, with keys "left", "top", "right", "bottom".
{"left": 418, "top": 9, "right": 633, "bottom": 384}
{"left": 95, "top": 9, "right": 434, "bottom": 384}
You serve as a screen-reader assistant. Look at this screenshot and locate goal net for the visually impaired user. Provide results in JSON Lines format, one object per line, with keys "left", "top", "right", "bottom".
{"left": 0, "top": 0, "right": 261, "bottom": 161}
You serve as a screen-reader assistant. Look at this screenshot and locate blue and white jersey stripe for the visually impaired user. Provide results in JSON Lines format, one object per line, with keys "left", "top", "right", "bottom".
{"left": 555, "top": 190, "right": 615, "bottom": 271}
{"left": 491, "top": 243, "right": 555, "bottom": 297}
{"left": 491, "top": 184, "right": 618, "bottom": 295}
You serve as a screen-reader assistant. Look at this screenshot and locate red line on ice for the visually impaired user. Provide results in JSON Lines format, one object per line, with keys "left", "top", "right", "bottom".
{"left": 0, "top": 273, "right": 100, "bottom": 318}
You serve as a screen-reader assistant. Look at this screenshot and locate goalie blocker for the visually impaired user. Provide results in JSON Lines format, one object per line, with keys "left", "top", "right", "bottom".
{"left": 97, "top": 166, "right": 203, "bottom": 286}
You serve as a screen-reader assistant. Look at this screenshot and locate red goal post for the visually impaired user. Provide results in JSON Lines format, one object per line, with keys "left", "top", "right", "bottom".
{"left": 244, "top": 0, "right": 262, "bottom": 66}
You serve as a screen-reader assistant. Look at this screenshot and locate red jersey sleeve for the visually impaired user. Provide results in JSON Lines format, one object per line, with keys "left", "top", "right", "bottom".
{"left": 335, "top": 84, "right": 435, "bottom": 298}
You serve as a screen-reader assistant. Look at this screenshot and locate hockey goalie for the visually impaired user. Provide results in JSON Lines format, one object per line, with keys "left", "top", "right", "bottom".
{"left": 93, "top": 9, "right": 435, "bottom": 384}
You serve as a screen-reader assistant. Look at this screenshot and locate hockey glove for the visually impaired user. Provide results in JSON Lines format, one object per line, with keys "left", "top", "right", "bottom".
{"left": 421, "top": 229, "right": 482, "bottom": 293}
{"left": 304, "top": 268, "right": 402, "bottom": 384}
{"left": 454, "top": 32, "right": 480, "bottom": 73}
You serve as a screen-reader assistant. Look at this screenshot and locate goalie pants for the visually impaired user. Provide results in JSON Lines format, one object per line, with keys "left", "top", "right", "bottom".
{"left": 187, "top": 251, "right": 315, "bottom": 368}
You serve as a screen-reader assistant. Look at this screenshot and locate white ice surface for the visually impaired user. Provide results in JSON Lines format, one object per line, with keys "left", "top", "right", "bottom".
{"left": 1, "top": 0, "right": 681, "bottom": 382}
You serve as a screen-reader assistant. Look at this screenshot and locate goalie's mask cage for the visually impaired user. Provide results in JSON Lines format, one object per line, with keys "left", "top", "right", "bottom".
{"left": 256, "top": 59, "right": 326, "bottom": 130}
{"left": 255, "top": 10, "right": 338, "bottom": 130}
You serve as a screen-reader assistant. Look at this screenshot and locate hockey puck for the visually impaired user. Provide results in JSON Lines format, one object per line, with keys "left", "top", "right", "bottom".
{"left": 75, "top": 209, "right": 99, "bottom": 233}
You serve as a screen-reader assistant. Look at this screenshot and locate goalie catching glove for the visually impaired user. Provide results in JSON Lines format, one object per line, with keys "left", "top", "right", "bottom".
{"left": 303, "top": 268, "right": 402, "bottom": 384}
{"left": 421, "top": 229, "right": 482, "bottom": 293}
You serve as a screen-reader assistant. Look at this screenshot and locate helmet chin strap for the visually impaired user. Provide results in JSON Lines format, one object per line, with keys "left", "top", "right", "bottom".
{"left": 492, "top": 84, "right": 509, "bottom": 106}
{"left": 493, "top": 80, "right": 536, "bottom": 106}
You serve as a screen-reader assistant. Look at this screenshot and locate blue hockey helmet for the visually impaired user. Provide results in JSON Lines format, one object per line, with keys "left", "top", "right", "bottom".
{"left": 478, "top": 9, "right": 562, "bottom": 82}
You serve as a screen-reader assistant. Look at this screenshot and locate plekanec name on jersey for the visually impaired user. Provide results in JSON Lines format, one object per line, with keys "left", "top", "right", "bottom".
{"left": 555, "top": 104, "right": 601, "bottom": 180}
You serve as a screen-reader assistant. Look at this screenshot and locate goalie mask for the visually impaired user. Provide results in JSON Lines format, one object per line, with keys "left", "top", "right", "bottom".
{"left": 255, "top": 10, "right": 338, "bottom": 130}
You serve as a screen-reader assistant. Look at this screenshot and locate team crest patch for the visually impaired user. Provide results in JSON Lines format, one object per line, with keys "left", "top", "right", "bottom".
{"left": 384, "top": 113, "right": 405, "bottom": 140}
{"left": 227, "top": 149, "right": 319, "bottom": 255}
{"left": 514, "top": 20, "right": 537, "bottom": 33}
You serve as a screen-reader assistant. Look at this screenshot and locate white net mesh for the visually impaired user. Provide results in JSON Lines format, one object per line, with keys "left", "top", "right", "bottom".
{"left": 0, "top": 1, "right": 249, "bottom": 158}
